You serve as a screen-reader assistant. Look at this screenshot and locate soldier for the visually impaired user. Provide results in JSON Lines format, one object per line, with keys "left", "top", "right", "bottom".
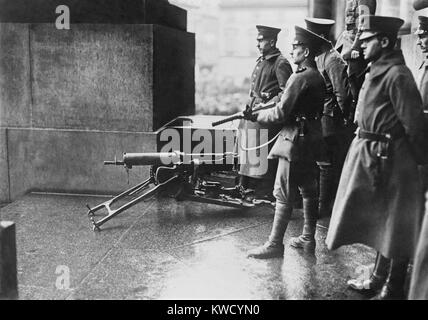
{"left": 336, "top": 0, "right": 377, "bottom": 101}
{"left": 236, "top": 25, "right": 293, "bottom": 201}
{"left": 326, "top": 16, "right": 426, "bottom": 300}
{"left": 305, "top": 18, "right": 353, "bottom": 218}
{"left": 416, "top": 16, "right": 428, "bottom": 113}
{"left": 414, "top": 16, "right": 428, "bottom": 193}
{"left": 247, "top": 26, "right": 326, "bottom": 259}
{"left": 408, "top": 15, "right": 428, "bottom": 300}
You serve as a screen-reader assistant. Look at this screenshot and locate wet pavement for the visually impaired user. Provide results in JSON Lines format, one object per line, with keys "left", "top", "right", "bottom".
{"left": 0, "top": 192, "right": 376, "bottom": 300}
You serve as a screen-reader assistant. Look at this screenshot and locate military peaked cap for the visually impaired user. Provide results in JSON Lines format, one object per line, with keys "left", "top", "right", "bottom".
{"left": 415, "top": 16, "right": 428, "bottom": 36}
{"left": 293, "top": 26, "right": 329, "bottom": 51}
{"left": 414, "top": 0, "right": 428, "bottom": 11}
{"left": 359, "top": 15, "right": 404, "bottom": 41}
{"left": 304, "top": 17, "right": 335, "bottom": 37}
{"left": 256, "top": 25, "right": 281, "bottom": 40}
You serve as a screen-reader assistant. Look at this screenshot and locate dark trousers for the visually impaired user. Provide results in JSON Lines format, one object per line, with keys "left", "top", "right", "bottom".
{"left": 273, "top": 158, "right": 318, "bottom": 206}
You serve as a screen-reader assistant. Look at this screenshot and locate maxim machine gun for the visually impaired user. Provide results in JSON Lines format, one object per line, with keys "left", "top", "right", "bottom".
{"left": 87, "top": 104, "right": 276, "bottom": 231}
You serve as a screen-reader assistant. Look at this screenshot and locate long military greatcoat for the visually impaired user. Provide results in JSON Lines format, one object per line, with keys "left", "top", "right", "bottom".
{"left": 326, "top": 50, "right": 425, "bottom": 260}
{"left": 237, "top": 48, "right": 292, "bottom": 178}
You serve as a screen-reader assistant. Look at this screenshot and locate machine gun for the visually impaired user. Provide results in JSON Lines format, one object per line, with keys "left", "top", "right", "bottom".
{"left": 87, "top": 151, "right": 274, "bottom": 231}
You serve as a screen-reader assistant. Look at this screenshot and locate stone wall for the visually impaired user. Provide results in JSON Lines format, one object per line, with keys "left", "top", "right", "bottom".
{"left": 0, "top": 0, "right": 195, "bottom": 203}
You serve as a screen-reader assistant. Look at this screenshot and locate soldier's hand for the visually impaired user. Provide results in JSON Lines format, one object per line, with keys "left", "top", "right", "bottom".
{"left": 242, "top": 109, "right": 257, "bottom": 122}
{"left": 351, "top": 50, "right": 360, "bottom": 59}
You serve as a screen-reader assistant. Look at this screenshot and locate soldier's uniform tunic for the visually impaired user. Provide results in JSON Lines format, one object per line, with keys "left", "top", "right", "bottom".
{"left": 316, "top": 48, "right": 351, "bottom": 140}
{"left": 256, "top": 59, "right": 325, "bottom": 205}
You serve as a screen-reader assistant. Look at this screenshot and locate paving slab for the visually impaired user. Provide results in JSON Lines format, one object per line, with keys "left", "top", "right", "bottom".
{"left": 0, "top": 193, "right": 154, "bottom": 295}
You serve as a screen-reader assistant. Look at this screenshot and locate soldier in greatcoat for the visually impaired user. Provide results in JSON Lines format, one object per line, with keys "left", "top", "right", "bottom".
{"left": 247, "top": 27, "right": 326, "bottom": 259}
{"left": 408, "top": 15, "right": 428, "bottom": 300}
{"left": 326, "top": 16, "right": 426, "bottom": 300}
{"left": 236, "top": 25, "right": 293, "bottom": 201}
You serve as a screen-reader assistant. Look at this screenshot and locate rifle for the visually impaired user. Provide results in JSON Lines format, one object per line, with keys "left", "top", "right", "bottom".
{"left": 87, "top": 151, "right": 273, "bottom": 231}
{"left": 212, "top": 101, "right": 277, "bottom": 127}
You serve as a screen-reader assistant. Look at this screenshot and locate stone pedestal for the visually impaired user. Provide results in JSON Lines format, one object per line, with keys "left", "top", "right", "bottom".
{"left": 0, "top": 0, "right": 195, "bottom": 202}
{"left": 0, "top": 0, "right": 187, "bottom": 30}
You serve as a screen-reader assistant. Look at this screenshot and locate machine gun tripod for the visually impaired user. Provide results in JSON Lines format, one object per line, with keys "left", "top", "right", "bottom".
{"left": 87, "top": 151, "right": 274, "bottom": 231}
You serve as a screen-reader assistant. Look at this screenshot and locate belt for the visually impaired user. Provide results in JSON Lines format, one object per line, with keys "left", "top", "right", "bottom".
{"left": 357, "top": 127, "right": 405, "bottom": 143}
{"left": 296, "top": 115, "right": 320, "bottom": 122}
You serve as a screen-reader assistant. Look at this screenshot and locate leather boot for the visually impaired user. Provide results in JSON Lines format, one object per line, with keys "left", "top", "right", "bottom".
{"left": 348, "top": 252, "right": 390, "bottom": 294}
{"left": 238, "top": 175, "right": 248, "bottom": 189}
{"left": 247, "top": 203, "right": 292, "bottom": 259}
{"left": 372, "top": 259, "right": 409, "bottom": 300}
{"left": 318, "top": 165, "right": 335, "bottom": 218}
{"left": 289, "top": 198, "right": 318, "bottom": 250}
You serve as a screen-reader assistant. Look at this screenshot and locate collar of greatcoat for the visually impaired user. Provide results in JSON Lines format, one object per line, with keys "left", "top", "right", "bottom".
{"left": 257, "top": 48, "right": 281, "bottom": 62}
{"left": 368, "top": 49, "right": 406, "bottom": 79}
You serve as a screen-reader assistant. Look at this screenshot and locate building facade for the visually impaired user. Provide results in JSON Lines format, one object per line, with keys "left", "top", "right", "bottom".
{"left": 218, "top": 0, "right": 308, "bottom": 85}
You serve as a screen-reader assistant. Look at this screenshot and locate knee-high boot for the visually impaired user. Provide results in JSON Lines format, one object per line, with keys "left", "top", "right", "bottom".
{"left": 247, "top": 203, "right": 293, "bottom": 259}
{"left": 289, "top": 198, "right": 318, "bottom": 250}
{"left": 373, "top": 259, "right": 409, "bottom": 300}
{"left": 318, "top": 165, "right": 336, "bottom": 218}
{"left": 348, "top": 252, "right": 390, "bottom": 294}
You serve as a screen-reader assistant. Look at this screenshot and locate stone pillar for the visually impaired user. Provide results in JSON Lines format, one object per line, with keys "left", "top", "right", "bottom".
{"left": 0, "top": 0, "right": 195, "bottom": 202}
{"left": 0, "top": 222, "right": 18, "bottom": 300}
{"left": 333, "top": 0, "right": 346, "bottom": 40}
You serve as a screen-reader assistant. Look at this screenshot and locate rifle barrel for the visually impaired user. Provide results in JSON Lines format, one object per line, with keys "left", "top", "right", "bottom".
{"left": 211, "top": 102, "right": 277, "bottom": 127}
{"left": 212, "top": 113, "right": 243, "bottom": 127}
